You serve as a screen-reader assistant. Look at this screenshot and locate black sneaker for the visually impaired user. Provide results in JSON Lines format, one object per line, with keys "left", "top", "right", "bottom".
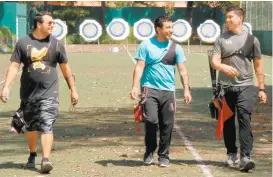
{"left": 22, "top": 152, "right": 37, "bottom": 168}
{"left": 143, "top": 152, "right": 153, "bottom": 165}
{"left": 158, "top": 158, "right": 170, "bottom": 167}
{"left": 40, "top": 158, "right": 53, "bottom": 174}
{"left": 239, "top": 156, "right": 255, "bottom": 172}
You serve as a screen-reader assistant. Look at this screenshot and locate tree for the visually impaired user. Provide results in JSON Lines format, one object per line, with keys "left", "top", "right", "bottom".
{"left": 185, "top": 1, "right": 240, "bottom": 27}
{"left": 193, "top": 1, "right": 240, "bottom": 12}
{"left": 101, "top": 1, "right": 106, "bottom": 28}
{"left": 164, "top": 2, "right": 175, "bottom": 17}
{"left": 52, "top": 7, "right": 93, "bottom": 34}
{"left": 186, "top": 1, "right": 194, "bottom": 25}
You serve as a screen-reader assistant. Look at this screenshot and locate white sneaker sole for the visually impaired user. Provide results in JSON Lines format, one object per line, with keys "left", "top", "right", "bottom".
{"left": 225, "top": 159, "right": 240, "bottom": 167}
{"left": 159, "top": 163, "right": 170, "bottom": 167}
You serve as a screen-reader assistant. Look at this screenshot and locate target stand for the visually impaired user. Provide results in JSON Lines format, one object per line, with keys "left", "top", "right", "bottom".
{"left": 133, "top": 19, "right": 155, "bottom": 41}
{"left": 133, "top": 19, "right": 156, "bottom": 52}
{"left": 172, "top": 19, "right": 192, "bottom": 53}
{"left": 79, "top": 20, "right": 102, "bottom": 52}
{"left": 197, "top": 20, "right": 221, "bottom": 53}
{"left": 106, "top": 19, "right": 130, "bottom": 52}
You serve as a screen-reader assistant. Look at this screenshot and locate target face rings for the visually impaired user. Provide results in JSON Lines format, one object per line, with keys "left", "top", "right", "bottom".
{"left": 172, "top": 19, "right": 192, "bottom": 42}
{"left": 52, "top": 19, "right": 68, "bottom": 40}
{"left": 243, "top": 22, "right": 252, "bottom": 35}
{"left": 106, "top": 19, "right": 130, "bottom": 40}
{"left": 79, "top": 20, "right": 102, "bottom": 42}
{"left": 197, "top": 20, "right": 220, "bottom": 43}
{"left": 134, "top": 19, "right": 155, "bottom": 41}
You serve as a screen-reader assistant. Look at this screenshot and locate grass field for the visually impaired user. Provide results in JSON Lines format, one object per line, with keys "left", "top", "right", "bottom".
{"left": 0, "top": 51, "right": 272, "bottom": 177}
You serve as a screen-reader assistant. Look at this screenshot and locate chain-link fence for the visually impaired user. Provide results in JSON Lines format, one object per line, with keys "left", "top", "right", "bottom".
{"left": 245, "top": 1, "right": 272, "bottom": 31}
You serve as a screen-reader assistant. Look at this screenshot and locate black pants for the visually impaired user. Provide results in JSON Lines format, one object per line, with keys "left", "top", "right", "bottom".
{"left": 223, "top": 85, "right": 257, "bottom": 158}
{"left": 141, "top": 87, "right": 175, "bottom": 160}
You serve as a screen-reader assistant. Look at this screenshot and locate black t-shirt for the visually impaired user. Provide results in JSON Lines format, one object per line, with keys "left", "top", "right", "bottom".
{"left": 10, "top": 34, "right": 68, "bottom": 101}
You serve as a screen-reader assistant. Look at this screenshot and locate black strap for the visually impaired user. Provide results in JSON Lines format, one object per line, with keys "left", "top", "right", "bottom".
{"left": 221, "top": 34, "right": 254, "bottom": 60}
{"left": 161, "top": 42, "right": 176, "bottom": 65}
{"left": 146, "top": 41, "right": 177, "bottom": 66}
{"left": 242, "top": 34, "right": 255, "bottom": 59}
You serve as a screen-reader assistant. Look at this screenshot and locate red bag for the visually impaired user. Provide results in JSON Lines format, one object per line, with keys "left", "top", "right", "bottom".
{"left": 134, "top": 105, "right": 143, "bottom": 132}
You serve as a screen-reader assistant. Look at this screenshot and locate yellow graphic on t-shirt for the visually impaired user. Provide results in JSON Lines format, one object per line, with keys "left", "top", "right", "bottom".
{"left": 30, "top": 47, "right": 48, "bottom": 71}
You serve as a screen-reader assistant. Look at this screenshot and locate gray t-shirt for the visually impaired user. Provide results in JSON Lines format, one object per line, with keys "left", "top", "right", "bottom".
{"left": 213, "top": 31, "right": 262, "bottom": 86}
{"left": 10, "top": 34, "right": 68, "bottom": 101}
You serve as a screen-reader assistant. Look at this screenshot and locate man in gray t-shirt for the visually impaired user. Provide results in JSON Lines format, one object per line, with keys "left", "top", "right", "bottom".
{"left": 1, "top": 12, "right": 79, "bottom": 174}
{"left": 211, "top": 7, "right": 267, "bottom": 172}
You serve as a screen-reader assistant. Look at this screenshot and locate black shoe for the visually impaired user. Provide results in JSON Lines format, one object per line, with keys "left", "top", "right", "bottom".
{"left": 158, "top": 158, "right": 170, "bottom": 167}
{"left": 22, "top": 152, "right": 37, "bottom": 168}
{"left": 239, "top": 157, "right": 255, "bottom": 172}
{"left": 143, "top": 152, "right": 153, "bottom": 165}
{"left": 40, "top": 158, "right": 53, "bottom": 174}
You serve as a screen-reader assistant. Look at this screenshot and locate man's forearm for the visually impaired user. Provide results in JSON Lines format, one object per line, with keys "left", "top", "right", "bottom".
{"left": 4, "top": 63, "right": 20, "bottom": 88}
{"left": 60, "top": 63, "right": 76, "bottom": 91}
{"left": 132, "top": 66, "right": 144, "bottom": 88}
{"left": 255, "top": 68, "right": 265, "bottom": 89}
{"left": 254, "top": 59, "right": 265, "bottom": 89}
{"left": 65, "top": 75, "right": 76, "bottom": 91}
{"left": 211, "top": 54, "right": 225, "bottom": 71}
{"left": 179, "top": 72, "right": 190, "bottom": 90}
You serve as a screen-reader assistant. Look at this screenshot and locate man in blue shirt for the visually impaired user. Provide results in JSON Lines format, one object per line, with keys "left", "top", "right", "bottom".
{"left": 130, "top": 16, "right": 192, "bottom": 167}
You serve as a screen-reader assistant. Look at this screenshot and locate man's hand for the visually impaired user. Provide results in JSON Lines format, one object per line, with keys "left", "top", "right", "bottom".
{"left": 130, "top": 87, "right": 138, "bottom": 100}
{"left": 184, "top": 89, "right": 192, "bottom": 104}
{"left": 70, "top": 89, "right": 79, "bottom": 105}
{"left": 219, "top": 65, "right": 239, "bottom": 78}
{"left": 258, "top": 91, "right": 267, "bottom": 104}
{"left": 1, "top": 86, "right": 9, "bottom": 103}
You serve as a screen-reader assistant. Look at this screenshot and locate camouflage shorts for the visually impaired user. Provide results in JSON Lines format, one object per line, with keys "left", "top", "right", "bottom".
{"left": 22, "top": 97, "right": 59, "bottom": 133}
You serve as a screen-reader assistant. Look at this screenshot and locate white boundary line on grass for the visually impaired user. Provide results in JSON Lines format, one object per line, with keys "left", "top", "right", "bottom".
{"left": 174, "top": 124, "right": 214, "bottom": 177}
{"left": 194, "top": 53, "right": 272, "bottom": 77}
{"left": 124, "top": 45, "right": 214, "bottom": 177}
{"left": 123, "top": 45, "right": 136, "bottom": 64}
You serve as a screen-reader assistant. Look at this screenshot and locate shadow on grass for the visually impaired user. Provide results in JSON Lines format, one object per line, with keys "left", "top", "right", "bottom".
{"left": 0, "top": 161, "right": 39, "bottom": 172}
{"left": 95, "top": 159, "right": 144, "bottom": 167}
{"left": 95, "top": 158, "right": 240, "bottom": 172}
{"left": 0, "top": 86, "right": 271, "bottom": 159}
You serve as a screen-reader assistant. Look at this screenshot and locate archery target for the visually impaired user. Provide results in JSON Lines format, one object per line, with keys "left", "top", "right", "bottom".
{"left": 172, "top": 19, "right": 192, "bottom": 42}
{"left": 106, "top": 19, "right": 130, "bottom": 40}
{"left": 79, "top": 20, "right": 102, "bottom": 42}
{"left": 197, "top": 20, "right": 220, "bottom": 43}
{"left": 243, "top": 22, "right": 252, "bottom": 35}
{"left": 52, "top": 19, "right": 67, "bottom": 40}
{"left": 134, "top": 19, "right": 155, "bottom": 41}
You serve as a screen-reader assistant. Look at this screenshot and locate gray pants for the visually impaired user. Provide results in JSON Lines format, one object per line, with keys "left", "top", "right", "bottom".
{"left": 141, "top": 87, "right": 175, "bottom": 160}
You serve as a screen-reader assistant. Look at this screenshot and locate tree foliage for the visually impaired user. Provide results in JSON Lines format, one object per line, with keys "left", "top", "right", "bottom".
{"left": 193, "top": 1, "right": 240, "bottom": 12}
{"left": 52, "top": 7, "right": 92, "bottom": 34}
{"left": 164, "top": 2, "right": 175, "bottom": 17}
